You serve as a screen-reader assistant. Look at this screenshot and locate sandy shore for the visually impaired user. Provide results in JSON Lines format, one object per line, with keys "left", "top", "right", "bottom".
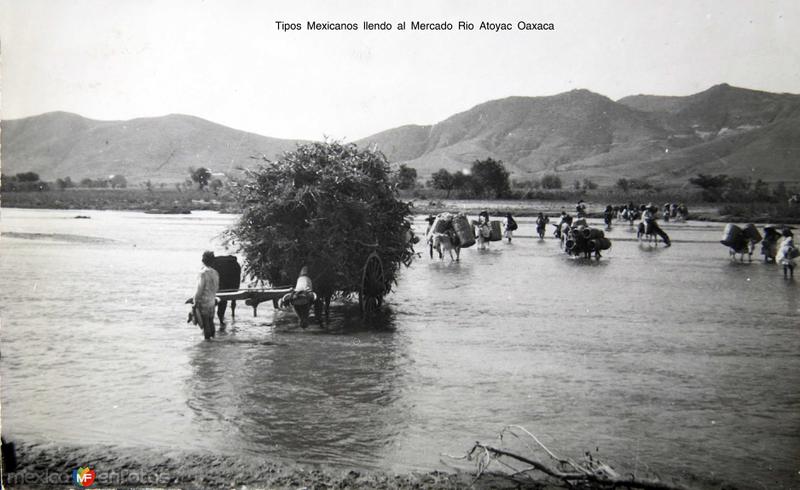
{"left": 2, "top": 441, "right": 736, "bottom": 489}
{"left": 2, "top": 442, "right": 549, "bottom": 489}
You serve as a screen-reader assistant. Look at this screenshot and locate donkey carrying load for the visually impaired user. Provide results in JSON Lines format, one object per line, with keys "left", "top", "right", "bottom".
{"left": 721, "top": 223, "right": 762, "bottom": 262}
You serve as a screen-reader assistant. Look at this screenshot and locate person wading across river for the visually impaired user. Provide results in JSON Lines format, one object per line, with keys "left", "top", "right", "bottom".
{"left": 476, "top": 210, "right": 491, "bottom": 250}
{"left": 504, "top": 213, "right": 517, "bottom": 243}
{"left": 777, "top": 229, "right": 797, "bottom": 279}
{"left": 194, "top": 251, "right": 220, "bottom": 339}
{"left": 640, "top": 203, "right": 671, "bottom": 247}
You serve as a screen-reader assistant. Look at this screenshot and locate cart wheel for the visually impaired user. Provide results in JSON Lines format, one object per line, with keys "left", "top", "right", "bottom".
{"left": 359, "top": 252, "right": 385, "bottom": 314}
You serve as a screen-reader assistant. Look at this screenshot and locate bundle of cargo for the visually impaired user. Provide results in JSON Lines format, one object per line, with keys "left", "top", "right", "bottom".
{"left": 432, "top": 212, "right": 454, "bottom": 234}
{"left": 742, "top": 223, "right": 763, "bottom": 243}
{"left": 721, "top": 223, "right": 762, "bottom": 251}
{"left": 224, "top": 141, "right": 416, "bottom": 324}
{"left": 488, "top": 220, "right": 503, "bottom": 242}
{"left": 428, "top": 212, "right": 475, "bottom": 248}
{"left": 761, "top": 226, "right": 782, "bottom": 262}
{"left": 452, "top": 214, "right": 476, "bottom": 248}
{"left": 720, "top": 224, "right": 744, "bottom": 248}
{"left": 564, "top": 225, "right": 610, "bottom": 258}
{"left": 721, "top": 223, "right": 763, "bottom": 261}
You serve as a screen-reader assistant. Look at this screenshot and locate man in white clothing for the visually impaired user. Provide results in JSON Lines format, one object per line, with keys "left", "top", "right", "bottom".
{"left": 194, "top": 251, "right": 220, "bottom": 339}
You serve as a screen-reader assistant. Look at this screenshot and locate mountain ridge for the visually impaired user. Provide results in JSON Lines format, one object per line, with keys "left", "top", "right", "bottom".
{"left": 2, "top": 84, "right": 799, "bottom": 185}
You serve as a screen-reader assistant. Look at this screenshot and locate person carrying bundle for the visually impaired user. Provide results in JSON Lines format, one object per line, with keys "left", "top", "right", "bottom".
{"left": 761, "top": 226, "right": 782, "bottom": 263}
{"left": 777, "top": 229, "right": 797, "bottom": 279}
{"left": 554, "top": 210, "right": 572, "bottom": 239}
{"left": 575, "top": 200, "right": 587, "bottom": 218}
{"left": 424, "top": 215, "right": 437, "bottom": 258}
{"left": 504, "top": 213, "right": 518, "bottom": 243}
{"left": 476, "top": 210, "right": 491, "bottom": 249}
{"left": 536, "top": 212, "right": 549, "bottom": 239}
{"left": 603, "top": 205, "right": 614, "bottom": 229}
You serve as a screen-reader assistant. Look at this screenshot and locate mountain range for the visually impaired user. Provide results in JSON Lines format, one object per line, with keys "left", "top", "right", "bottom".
{"left": 2, "top": 83, "right": 799, "bottom": 186}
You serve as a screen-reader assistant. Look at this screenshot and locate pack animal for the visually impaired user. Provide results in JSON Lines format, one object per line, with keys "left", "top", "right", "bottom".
{"left": 211, "top": 255, "right": 242, "bottom": 324}
{"left": 721, "top": 224, "right": 762, "bottom": 262}
{"left": 727, "top": 239, "right": 757, "bottom": 262}
{"left": 637, "top": 221, "right": 659, "bottom": 245}
{"left": 431, "top": 230, "right": 461, "bottom": 261}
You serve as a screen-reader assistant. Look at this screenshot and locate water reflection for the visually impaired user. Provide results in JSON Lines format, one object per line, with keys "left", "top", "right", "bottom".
{"left": 185, "top": 305, "right": 409, "bottom": 467}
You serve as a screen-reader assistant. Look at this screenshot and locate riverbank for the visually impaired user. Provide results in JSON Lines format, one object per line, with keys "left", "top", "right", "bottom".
{"left": 2, "top": 442, "right": 713, "bottom": 489}
{"left": 0, "top": 189, "right": 240, "bottom": 214}
{"left": 2, "top": 189, "right": 799, "bottom": 223}
{"left": 0, "top": 442, "right": 551, "bottom": 489}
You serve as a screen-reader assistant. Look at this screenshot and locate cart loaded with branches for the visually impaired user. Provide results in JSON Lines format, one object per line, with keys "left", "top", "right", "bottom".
{"left": 223, "top": 141, "right": 416, "bottom": 326}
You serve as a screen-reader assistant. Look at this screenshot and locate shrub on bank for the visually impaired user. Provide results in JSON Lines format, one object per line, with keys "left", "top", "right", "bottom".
{"left": 718, "top": 202, "right": 800, "bottom": 223}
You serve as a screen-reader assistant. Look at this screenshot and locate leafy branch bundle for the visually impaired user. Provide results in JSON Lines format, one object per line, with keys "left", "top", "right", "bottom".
{"left": 224, "top": 141, "right": 414, "bottom": 299}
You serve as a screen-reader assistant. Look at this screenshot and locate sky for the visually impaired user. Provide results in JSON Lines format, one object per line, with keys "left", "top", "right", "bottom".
{"left": 1, "top": 0, "right": 799, "bottom": 141}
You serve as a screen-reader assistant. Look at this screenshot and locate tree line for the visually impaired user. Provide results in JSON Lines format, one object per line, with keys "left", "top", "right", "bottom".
{"left": 1, "top": 172, "right": 129, "bottom": 192}
{"left": 0, "top": 167, "right": 226, "bottom": 194}
{"left": 424, "top": 158, "right": 511, "bottom": 198}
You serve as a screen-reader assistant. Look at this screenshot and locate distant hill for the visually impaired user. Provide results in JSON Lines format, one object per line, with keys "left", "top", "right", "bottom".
{"left": 358, "top": 84, "right": 800, "bottom": 185}
{"left": 1, "top": 112, "right": 305, "bottom": 183}
{"left": 3, "top": 84, "right": 799, "bottom": 186}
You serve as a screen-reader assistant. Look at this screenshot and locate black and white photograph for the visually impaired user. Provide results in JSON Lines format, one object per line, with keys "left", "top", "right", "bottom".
{"left": 1, "top": 1, "right": 798, "bottom": 488}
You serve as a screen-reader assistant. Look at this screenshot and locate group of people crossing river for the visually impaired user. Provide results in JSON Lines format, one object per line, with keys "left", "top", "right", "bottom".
{"left": 188, "top": 200, "right": 797, "bottom": 338}
{"left": 422, "top": 200, "right": 676, "bottom": 262}
{"left": 420, "top": 199, "right": 798, "bottom": 279}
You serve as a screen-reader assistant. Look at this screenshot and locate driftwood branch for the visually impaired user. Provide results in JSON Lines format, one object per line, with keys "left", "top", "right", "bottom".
{"left": 457, "top": 425, "right": 693, "bottom": 490}
{"left": 471, "top": 444, "right": 690, "bottom": 489}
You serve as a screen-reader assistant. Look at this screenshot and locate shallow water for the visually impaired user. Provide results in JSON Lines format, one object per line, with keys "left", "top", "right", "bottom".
{"left": 1, "top": 208, "right": 798, "bottom": 489}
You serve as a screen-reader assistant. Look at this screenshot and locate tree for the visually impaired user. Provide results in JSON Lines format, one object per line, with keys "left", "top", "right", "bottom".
{"left": 56, "top": 177, "right": 74, "bottom": 190}
{"left": 209, "top": 178, "right": 224, "bottom": 195}
{"left": 452, "top": 171, "right": 472, "bottom": 195}
{"left": 470, "top": 158, "right": 510, "bottom": 198}
{"left": 224, "top": 141, "right": 414, "bottom": 300}
{"left": 16, "top": 171, "right": 40, "bottom": 182}
{"left": 540, "top": 174, "right": 562, "bottom": 189}
{"left": 190, "top": 167, "right": 212, "bottom": 189}
{"left": 395, "top": 164, "right": 418, "bottom": 190}
{"left": 582, "top": 178, "right": 598, "bottom": 190}
{"left": 1, "top": 175, "right": 18, "bottom": 192}
{"left": 109, "top": 174, "right": 127, "bottom": 189}
{"left": 689, "top": 174, "right": 730, "bottom": 202}
{"left": 773, "top": 182, "right": 789, "bottom": 200}
{"left": 429, "top": 169, "right": 456, "bottom": 198}
{"left": 616, "top": 178, "right": 630, "bottom": 193}
{"left": 689, "top": 173, "right": 728, "bottom": 190}
{"left": 753, "top": 179, "right": 770, "bottom": 201}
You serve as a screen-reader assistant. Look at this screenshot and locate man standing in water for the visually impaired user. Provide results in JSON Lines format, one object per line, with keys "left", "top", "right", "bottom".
{"left": 194, "top": 251, "right": 220, "bottom": 339}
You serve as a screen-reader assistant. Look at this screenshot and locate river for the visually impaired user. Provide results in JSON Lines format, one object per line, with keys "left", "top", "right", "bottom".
{"left": 1, "top": 208, "right": 798, "bottom": 489}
